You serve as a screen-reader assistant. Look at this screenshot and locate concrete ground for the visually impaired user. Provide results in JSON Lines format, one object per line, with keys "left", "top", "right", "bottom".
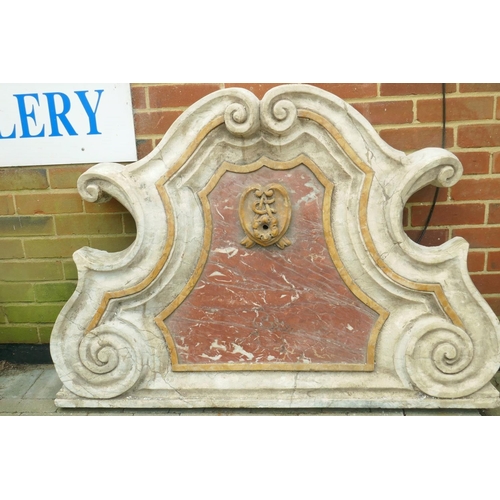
{"left": 0, "top": 362, "right": 497, "bottom": 416}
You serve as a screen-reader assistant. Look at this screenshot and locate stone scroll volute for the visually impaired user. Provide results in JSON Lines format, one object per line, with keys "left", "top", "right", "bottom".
{"left": 50, "top": 85, "right": 500, "bottom": 409}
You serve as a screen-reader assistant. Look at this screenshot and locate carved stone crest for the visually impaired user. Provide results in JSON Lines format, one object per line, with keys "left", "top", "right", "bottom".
{"left": 240, "top": 183, "right": 291, "bottom": 249}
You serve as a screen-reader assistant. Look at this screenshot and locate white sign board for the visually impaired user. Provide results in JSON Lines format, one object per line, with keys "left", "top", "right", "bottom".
{"left": 0, "top": 84, "right": 137, "bottom": 167}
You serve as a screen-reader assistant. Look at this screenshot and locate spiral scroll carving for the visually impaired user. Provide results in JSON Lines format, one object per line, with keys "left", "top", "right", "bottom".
{"left": 402, "top": 317, "right": 475, "bottom": 398}
{"left": 260, "top": 98, "right": 298, "bottom": 135}
{"left": 436, "top": 164, "right": 460, "bottom": 187}
{"left": 78, "top": 180, "right": 113, "bottom": 203}
{"left": 224, "top": 98, "right": 260, "bottom": 138}
{"left": 67, "top": 320, "right": 147, "bottom": 399}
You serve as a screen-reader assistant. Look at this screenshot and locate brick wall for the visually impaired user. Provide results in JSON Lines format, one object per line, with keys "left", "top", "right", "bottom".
{"left": 1, "top": 82, "right": 500, "bottom": 344}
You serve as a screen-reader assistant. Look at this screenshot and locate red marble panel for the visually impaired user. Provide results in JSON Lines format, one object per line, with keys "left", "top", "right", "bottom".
{"left": 165, "top": 164, "right": 379, "bottom": 367}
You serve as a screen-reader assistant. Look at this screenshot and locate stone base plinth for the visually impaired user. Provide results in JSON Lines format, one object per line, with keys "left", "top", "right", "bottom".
{"left": 55, "top": 384, "right": 500, "bottom": 410}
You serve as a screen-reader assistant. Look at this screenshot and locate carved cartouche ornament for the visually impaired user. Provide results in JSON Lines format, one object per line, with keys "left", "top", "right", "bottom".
{"left": 240, "top": 183, "right": 291, "bottom": 249}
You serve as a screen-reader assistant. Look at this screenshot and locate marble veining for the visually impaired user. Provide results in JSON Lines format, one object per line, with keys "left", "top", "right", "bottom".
{"left": 165, "top": 165, "right": 379, "bottom": 368}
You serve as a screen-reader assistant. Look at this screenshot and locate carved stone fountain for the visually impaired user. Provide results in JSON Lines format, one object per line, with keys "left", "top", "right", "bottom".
{"left": 51, "top": 85, "right": 500, "bottom": 408}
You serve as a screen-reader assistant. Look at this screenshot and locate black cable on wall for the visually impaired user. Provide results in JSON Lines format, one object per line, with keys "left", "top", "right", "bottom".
{"left": 416, "top": 83, "right": 447, "bottom": 244}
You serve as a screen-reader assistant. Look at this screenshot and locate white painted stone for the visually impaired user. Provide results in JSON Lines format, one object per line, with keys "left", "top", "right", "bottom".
{"left": 50, "top": 85, "right": 500, "bottom": 409}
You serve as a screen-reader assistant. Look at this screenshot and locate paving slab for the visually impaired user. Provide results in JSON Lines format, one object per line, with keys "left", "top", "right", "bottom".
{"left": 24, "top": 368, "right": 62, "bottom": 399}
{"left": 479, "top": 408, "right": 500, "bottom": 416}
{"left": 83, "top": 409, "right": 126, "bottom": 416}
{"left": 404, "top": 409, "right": 481, "bottom": 416}
{"left": 0, "top": 369, "right": 44, "bottom": 399}
{"left": 2, "top": 399, "right": 58, "bottom": 415}
{"left": 0, "top": 399, "right": 23, "bottom": 414}
{"left": 15, "top": 399, "right": 58, "bottom": 414}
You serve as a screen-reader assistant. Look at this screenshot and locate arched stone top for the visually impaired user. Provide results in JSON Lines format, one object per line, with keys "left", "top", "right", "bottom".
{"left": 51, "top": 85, "right": 500, "bottom": 408}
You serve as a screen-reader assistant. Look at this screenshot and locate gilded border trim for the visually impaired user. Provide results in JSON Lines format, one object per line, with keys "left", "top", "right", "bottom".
{"left": 298, "top": 109, "right": 463, "bottom": 329}
{"left": 85, "top": 117, "right": 225, "bottom": 334}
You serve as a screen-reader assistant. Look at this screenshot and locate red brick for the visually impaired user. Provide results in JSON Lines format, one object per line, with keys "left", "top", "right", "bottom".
{"left": 0, "top": 240, "right": 24, "bottom": 259}
{"left": 458, "top": 124, "right": 500, "bottom": 148}
{"left": 417, "top": 96, "right": 494, "bottom": 122}
{"left": 0, "top": 168, "right": 48, "bottom": 190}
{"left": 485, "top": 297, "right": 500, "bottom": 315}
{"left": 497, "top": 98, "right": 500, "bottom": 120}
{"left": 149, "top": 84, "right": 221, "bottom": 108}
{"left": 487, "top": 251, "right": 500, "bottom": 271}
{"left": 451, "top": 178, "right": 500, "bottom": 201}
{"left": 0, "top": 326, "right": 39, "bottom": 343}
{"left": 493, "top": 152, "right": 500, "bottom": 173}
{"left": 84, "top": 197, "right": 128, "bottom": 214}
{"left": 49, "top": 165, "right": 90, "bottom": 189}
{"left": 407, "top": 185, "right": 447, "bottom": 203}
{"left": 468, "top": 251, "right": 485, "bottom": 272}
{"left": 351, "top": 101, "right": 413, "bottom": 125}
{"left": 470, "top": 274, "right": 500, "bottom": 294}
{"left": 0, "top": 216, "right": 54, "bottom": 236}
{"left": 224, "top": 84, "right": 283, "bottom": 100}
{"left": 38, "top": 326, "right": 53, "bottom": 343}
{"left": 405, "top": 228, "right": 449, "bottom": 246}
{"left": 123, "top": 213, "right": 136, "bottom": 233}
{"left": 55, "top": 214, "right": 123, "bottom": 235}
{"left": 308, "top": 83, "right": 377, "bottom": 99}
{"left": 16, "top": 193, "right": 83, "bottom": 215}
{"left": 131, "top": 86, "right": 147, "bottom": 109}
{"left": 134, "top": 111, "right": 182, "bottom": 136}
{"left": 227, "top": 82, "right": 378, "bottom": 100}
{"left": 380, "top": 127, "right": 453, "bottom": 151}
{"left": 24, "top": 237, "right": 89, "bottom": 258}
{"left": 453, "top": 227, "right": 500, "bottom": 248}
{"left": 89, "top": 235, "right": 136, "bottom": 252}
{"left": 411, "top": 203, "right": 484, "bottom": 227}
{"left": 136, "top": 139, "right": 154, "bottom": 160}
{"left": 0, "top": 261, "right": 63, "bottom": 282}
{"left": 454, "top": 152, "right": 490, "bottom": 175}
{"left": 403, "top": 207, "right": 408, "bottom": 227}
{"left": 63, "top": 260, "right": 77, "bottom": 280}
{"left": 380, "top": 83, "right": 456, "bottom": 96}
{"left": 459, "top": 83, "right": 500, "bottom": 93}
{"left": 0, "top": 195, "right": 15, "bottom": 215}
{"left": 488, "top": 204, "right": 500, "bottom": 224}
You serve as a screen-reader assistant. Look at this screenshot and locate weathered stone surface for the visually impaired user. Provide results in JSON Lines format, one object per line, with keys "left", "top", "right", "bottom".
{"left": 50, "top": 85, "right": 500, "bottom": 408}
